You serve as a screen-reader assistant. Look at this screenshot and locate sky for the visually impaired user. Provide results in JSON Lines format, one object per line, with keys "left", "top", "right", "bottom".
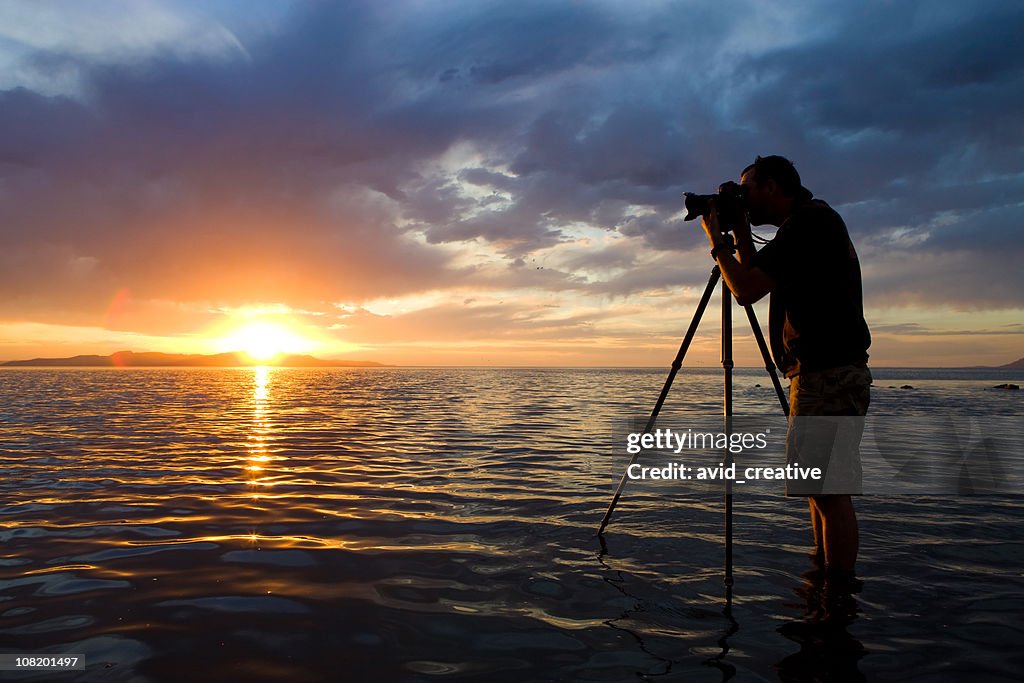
{"left": 0, "top": 0, "right": 1022, "bottom": 366}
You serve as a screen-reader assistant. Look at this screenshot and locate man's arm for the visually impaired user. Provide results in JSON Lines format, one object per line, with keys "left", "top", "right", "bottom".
{"left": 701, "top": 202, "right": 776, "bottom": 306}
{"left": 733, "top": 228, "right": 757, "bottom": 265}
{"left": 715, "top": 251, "right": 775, "bottom": 306}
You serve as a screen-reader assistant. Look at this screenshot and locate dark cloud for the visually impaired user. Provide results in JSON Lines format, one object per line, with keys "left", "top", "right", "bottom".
{"left": 0, "top": 0, "right": 1021, "bottom": 336}
{"left": 730, "top": 3, "right": 1024, "bottom": 247}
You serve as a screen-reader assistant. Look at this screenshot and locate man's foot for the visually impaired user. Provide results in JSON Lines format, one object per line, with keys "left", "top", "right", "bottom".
{"left": 799, "top": 548, "right": 827, "bottom": 583}
{"left": 824, "top": 567, "right": 863, "bottom": 594}
{"left": 815, "top": 570, "right": 862, "bottom": 627}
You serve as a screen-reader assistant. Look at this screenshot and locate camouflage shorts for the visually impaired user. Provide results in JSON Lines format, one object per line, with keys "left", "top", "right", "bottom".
{"left": 785, "top": 364, "right": 872, "bottom": 496}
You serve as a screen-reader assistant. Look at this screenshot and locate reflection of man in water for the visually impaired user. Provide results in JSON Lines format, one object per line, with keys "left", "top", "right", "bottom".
{"left": 700, "top": 155, "right": 871, "bottom": 582}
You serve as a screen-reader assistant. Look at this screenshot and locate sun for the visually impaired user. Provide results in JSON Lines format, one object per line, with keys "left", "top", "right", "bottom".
{"left": 221, "top": 320, "right": 312, "bottom": 362}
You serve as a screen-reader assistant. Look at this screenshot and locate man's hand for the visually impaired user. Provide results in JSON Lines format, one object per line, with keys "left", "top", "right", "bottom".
{"left": 701, "top": 200, "right": 757, "bottom": 264}
{"left": 730, "top": 208, "right": 753, "bottom": 249}
{"left": 702, "top": 200, "right": 753, "bottom": 246}
{"left": 699, "top": 199, "right": 776, "bottom": 305}
{"left": 700, "top": 200, "right": 728, "bottom": 252}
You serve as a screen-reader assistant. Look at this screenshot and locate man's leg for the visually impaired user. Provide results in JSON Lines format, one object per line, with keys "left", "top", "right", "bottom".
{"left": 808, "top": 499, "right": 824, "bottom": 560}
{"left": 810, "top": 494, "right": 858, "bottom": 573}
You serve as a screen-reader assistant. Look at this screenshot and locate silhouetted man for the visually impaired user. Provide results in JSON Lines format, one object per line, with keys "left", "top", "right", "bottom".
{"left": 700, "top": 155, "right": 871, "bottom": 583}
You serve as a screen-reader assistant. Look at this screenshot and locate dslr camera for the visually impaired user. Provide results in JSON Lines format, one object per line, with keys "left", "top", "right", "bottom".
{"left": 683, "top": 181, "right": 747, "bottom": 231}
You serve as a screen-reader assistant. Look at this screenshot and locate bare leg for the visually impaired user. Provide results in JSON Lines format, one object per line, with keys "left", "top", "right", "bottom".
{"left": 808, "top": 499, "right": 824, "bottom": 559}
{"left": 810, "top": 495, "right": 858, "bottom": 573}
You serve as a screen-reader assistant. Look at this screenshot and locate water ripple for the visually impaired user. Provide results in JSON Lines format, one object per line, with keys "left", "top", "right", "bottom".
{"left": 0, "top": 367, "right": 1021, "bottom": 681}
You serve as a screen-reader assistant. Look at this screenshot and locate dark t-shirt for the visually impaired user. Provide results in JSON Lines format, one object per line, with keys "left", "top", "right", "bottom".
{"left": 751, "top": 198, "right": 870, "bottom": 377}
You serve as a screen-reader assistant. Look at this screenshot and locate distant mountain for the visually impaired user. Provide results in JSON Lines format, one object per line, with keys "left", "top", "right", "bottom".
{"left": 999, "top": 357, "right": 1024, "bottom": 369}
{"left": 1, "top": 350, "right": 389, "bottom": 368}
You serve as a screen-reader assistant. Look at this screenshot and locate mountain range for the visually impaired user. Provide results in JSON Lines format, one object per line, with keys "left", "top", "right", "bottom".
{"left": 0, "top": 351, "right": 388, "bottom": 367}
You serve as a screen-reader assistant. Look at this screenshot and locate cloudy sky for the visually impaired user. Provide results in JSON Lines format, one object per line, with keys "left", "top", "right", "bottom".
{"left": 0, "top": 0, "right": 1022, "bottom": 366}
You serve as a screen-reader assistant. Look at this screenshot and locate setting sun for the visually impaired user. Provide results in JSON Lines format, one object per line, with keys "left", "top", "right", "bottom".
{"left": 220, "top": 320, "right": 313, "bottom": 361}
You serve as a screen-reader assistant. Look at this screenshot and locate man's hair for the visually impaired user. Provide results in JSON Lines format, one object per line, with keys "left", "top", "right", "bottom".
{"left": 741, "top": 155, "right": 809, "bottom": 198}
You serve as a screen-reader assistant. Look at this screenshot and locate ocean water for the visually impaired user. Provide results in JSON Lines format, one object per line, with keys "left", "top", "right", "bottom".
{"left": 0, "top": 367, "right": 1022, "bottom": 682}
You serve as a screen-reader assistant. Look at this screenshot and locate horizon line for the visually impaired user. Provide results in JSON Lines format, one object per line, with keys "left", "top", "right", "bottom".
{"left": 1, "top": 349, "right": 1020, "bottom": 370}
{"left": 1, "top": 363, "right": 1020, "bottom": 370}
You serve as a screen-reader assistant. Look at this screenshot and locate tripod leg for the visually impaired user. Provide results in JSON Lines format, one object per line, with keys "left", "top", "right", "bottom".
{"left": 596, "top": 266, "right": 722, "bottom": 537}
{"left": 741, "top": 305, "right": 790, "bottom": 416}
{"left": 722, "top": 281, "right": 734, "bottom": 590}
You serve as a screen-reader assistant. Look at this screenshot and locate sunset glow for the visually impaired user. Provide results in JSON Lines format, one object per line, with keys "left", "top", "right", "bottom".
{"left": 0, "top": 2, "right": 1020, "bottom": 368}
{"left": 219, "top": 321, "right": 315, "bottom": 361}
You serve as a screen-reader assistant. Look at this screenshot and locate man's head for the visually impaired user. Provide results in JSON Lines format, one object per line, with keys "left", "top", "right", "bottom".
{"left": 740, "top": 155, "right": 811, "bottom": 226}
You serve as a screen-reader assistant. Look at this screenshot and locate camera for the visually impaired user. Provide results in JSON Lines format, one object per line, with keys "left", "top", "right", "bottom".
{"left": 683, "top": 181, "right": 747, "bottom": 230}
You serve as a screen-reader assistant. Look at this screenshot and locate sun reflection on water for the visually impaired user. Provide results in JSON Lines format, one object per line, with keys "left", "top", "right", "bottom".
{"left": 247, "top": 366, "right": 276, "bottom": 496}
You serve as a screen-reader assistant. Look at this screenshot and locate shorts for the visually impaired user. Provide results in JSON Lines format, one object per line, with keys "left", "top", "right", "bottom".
{"left": 785, "top": 364, "right": 871, "bottom": 496}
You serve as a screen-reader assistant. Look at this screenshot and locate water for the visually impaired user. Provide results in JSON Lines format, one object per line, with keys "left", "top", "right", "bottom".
{"left": 0, "top": 367, "right": 1022, "bottom": 682}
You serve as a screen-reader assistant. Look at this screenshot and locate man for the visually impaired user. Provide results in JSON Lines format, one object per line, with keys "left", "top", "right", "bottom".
{"left": 700, "top": 155, "right": 871, "bottom": 581}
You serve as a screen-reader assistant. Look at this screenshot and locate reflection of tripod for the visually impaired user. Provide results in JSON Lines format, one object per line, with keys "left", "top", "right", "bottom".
{"left": 597, "top": 259, "right": 791, "bottom": 591}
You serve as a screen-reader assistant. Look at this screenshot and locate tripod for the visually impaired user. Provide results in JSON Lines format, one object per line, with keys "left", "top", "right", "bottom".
{"left": 596, "top": 261, "right": 791, "bottom": 590}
